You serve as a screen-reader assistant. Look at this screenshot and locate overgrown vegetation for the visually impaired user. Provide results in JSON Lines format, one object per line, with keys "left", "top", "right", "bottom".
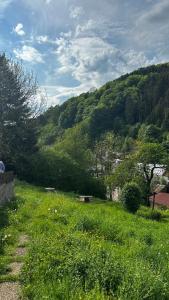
{"left": 39, "top": 63, "right": 169, "bottom": 143}
{"left": 2, "top": 182, "right": 169, "bottom": 299}
{"left": 121, "top": 182, "right": 141, "bottom": 213}
{"left": 2, "top": 56, "right": 169, "bottom": 197}
{"left": 34, "top": 63, "right": 169, "bottom": 197}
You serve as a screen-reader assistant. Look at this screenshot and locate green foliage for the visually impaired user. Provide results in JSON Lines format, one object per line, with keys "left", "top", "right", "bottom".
{"left": 39, "top": 63, "right": 169, "bottom": 142}
{"left": 92, "top": 132, "right": 124, "bottom": 177}
{"left": 21, "top": 149, "right": 106, "bottom": 198}
{"left": 136, "top": 143, "right": 166, "bottom": 165}
{"left": 54, "top": 122, "right": 92, "bottom": 169}
{"left": 138, "top": 124, "right": 162, "bottom": 143}
{"left": 121, "top": 182, "right": 141, "bottom": 213}
{"left": 0, "top": 54, "right": 37, "bottom": 170}
{"left": 107, "top": 158, "right": 144, "bottom": 190}
{"left": 150, "top": 211, "right": 162, "bottom": 222}
{"left": 135, "top": 143, "right": 168, "bottom": 201}
{"left": 8, "top": 182, "right": 169, "bottom": 299}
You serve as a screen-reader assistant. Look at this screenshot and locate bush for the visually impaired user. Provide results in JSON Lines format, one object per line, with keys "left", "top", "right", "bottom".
{"left": 20, "top": 150, "right": 106, "bottom": 198}
{"left": 149, "top": 211, "right": 162, "bottom": 221}
{"left": 121, "top": 182, "right": 141, "bottom": 213}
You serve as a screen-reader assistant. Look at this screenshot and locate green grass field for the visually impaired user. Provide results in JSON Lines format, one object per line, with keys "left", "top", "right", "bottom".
{"left": 1, "top": 182, "right": 169, "bottom": 299}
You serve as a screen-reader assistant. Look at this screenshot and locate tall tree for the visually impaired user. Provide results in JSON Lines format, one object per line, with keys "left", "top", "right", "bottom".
{"left": 135, "top": 143, "right": 169, "bottom": 204}
{"left": 0, "top": 54, "right": 40, "bottom": 170}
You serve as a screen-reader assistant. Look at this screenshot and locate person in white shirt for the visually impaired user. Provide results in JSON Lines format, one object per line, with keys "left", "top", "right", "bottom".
{"left": 0, "top": 161, "right": 5, "bottom": 174}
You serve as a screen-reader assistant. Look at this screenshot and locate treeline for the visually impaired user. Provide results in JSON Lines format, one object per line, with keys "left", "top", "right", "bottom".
{"left": 0, "top": 54, "right": 105, "bottom": 197}
{"left": 2, "top": 53, "right": 169, "bottom": 199}
{"left": 39, "top": 62, "right": 169, "bottom": 145}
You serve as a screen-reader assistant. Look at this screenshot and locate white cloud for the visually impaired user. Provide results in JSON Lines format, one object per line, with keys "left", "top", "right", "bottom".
{"left": 13, "top": 45, "right": 44, "bottom": 63}
{"left": 36, "top": 35, "right": 48, "bottom": 43}
{"left": 11, "top": 0, "right": 169, "bottom": 106}
{"left": 69, "top": 5, "right": 84, "bottom": 19}
{"left": 55, "top": 34, "right": 157, "bottom": 89}
{"left": 41, "top": 82, "right": 93, "bottom": 106}
{"left": 13, "top": 23, "right": 25, "bottom": 36}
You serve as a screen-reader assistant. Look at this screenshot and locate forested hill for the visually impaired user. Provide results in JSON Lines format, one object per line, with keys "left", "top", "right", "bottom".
{"left": 39, "top": 63, "right": 169, "bottom": 144}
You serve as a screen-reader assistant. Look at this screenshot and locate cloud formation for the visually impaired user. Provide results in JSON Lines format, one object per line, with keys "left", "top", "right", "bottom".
{"left": 2, "top": 0, "right": 169, "bottom": 105}
{"left": 55, "top": 26, "right": 157, "bottom": 89}
{"left": 13, "top": 46, "right": 44, "bottom": 63}
{"left": 69, "top": 6, "right": 84, "bottom": 19}
{"left": 13, "top": 23, "right": 25, "bottom": 36}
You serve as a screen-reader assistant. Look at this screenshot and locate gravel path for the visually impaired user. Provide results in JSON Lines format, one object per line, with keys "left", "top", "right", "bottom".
{"left": 0, "top": 282, "right": 20, "bottom": 300}
{"left": 15, "top": 247, "right": 27, "bottom": 257}
{"left": 0, "top": 234, "right": 29, "bottom": 300}
{"left": 8, "top": 262, "right": 24, "bottom": 276}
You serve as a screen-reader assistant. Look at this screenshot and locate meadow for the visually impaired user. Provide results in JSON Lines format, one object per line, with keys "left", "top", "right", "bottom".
{"left": 1, "top": 182, "right": 169, "bottom": 299}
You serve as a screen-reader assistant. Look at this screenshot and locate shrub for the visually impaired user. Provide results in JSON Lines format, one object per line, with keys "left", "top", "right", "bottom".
{"left": 20, "top": 150, "right": 106, "bottom": 198}
{"left": 74, "top": 215, "right": 100, "bottom": 232}
{"left": 149, "top": 211, "right": 162, "bottom": 222}
{"left": 121, "top": 182, "right": 141, "bottom": 213}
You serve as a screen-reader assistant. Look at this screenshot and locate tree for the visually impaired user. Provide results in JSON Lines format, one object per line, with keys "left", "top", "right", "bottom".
{"left": 23, "top": 149, "right": 106, "bottom": 198}
{"left": 54, "top": 122, "right": 92, "bottom": 170}
{"left": 0, "top": 54, "right": 41, "bottom": 171}
{"left": 138, "top": 124, "right": 162, "bottom": 143}
{"left": 121, "top": 182, "right": 141, "bottom": 213}
{"left": 105, "top": 158, "right": 146, "bottom": 200}
{"left": 92, "top": 132, "right": 123, "bottom": 177}
{"left": 136, "top": 143, "right": 168, "bottom": 204}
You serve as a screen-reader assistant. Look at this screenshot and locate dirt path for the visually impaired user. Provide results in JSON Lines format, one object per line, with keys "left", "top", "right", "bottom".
{"left": 0, "top": 282, "right": 20, "bottom": 300}
{"left": 0, "top": 234, "right": 29, "bottom": 300}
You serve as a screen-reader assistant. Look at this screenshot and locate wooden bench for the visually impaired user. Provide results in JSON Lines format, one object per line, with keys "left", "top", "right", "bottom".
{"left": 45, "top": 187, "right": 56, "bottom": 193}
{"left": 79, "top": 196, "right": 93, "bottom": 203}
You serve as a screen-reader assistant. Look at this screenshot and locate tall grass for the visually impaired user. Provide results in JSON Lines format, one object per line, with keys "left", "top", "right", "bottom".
{"left": 8, "top": 182, "right": 169, "bottom": 299}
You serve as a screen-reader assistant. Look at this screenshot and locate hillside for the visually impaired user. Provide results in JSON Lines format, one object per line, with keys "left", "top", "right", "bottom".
{"left": 1, "top": 182, "right": 169, "bottom": 299}
{"left": 39, "top": 63, "right": 169, "bottom": 145}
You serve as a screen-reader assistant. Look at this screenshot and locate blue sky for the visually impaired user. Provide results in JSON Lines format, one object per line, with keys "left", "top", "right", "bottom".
{"left": 1, "top": 0, "right": 169, "bottom": 106}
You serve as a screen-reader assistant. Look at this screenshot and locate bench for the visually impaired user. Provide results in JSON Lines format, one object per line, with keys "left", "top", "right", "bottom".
{"left": 79, "top": 196, "right": 93, "bottom": 203}
{"left": 45, "top": 187, "right": 56, "bottom": 193}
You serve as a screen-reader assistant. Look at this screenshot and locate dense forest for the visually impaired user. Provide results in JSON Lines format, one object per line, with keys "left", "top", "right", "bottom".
{"left": 2, "top": 54, "right": 169, "bottom": 198}
{"left": 38, "top": 63, "right": 169, "bottom": 145}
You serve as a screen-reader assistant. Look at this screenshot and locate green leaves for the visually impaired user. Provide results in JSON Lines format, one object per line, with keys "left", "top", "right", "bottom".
{"left": 121, "top": 182, "right": 141, "bottom": 213}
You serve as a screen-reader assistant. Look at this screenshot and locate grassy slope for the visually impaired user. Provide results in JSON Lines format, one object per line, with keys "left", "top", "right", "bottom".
{"left": 1, "top": 182, "right": 169, "bottom": 299}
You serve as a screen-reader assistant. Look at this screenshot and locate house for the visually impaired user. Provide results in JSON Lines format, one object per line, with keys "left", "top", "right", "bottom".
{"left": 149, "top": 183, "right": 169, "bottom": 208}
{"left": 149, "top": 193, "right": 169, "bottom": 208}
{"left": 111, "top": 187, "right": 121, "bottom": 202}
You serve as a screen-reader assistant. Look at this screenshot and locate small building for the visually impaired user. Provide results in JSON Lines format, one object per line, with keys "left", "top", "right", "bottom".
{"left": 111, "top": 187, "right": 121, "bottom": 202}
{"left": 149, "top": 193, "right": 169, "bottom": 208}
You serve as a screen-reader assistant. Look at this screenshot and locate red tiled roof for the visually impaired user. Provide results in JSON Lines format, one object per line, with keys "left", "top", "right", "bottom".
{"left": 149, "top": 193, "right": 169, "bottom": 207}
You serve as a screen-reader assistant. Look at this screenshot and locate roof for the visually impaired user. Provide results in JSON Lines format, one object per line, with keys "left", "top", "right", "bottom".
{"left": 149, "top": 193, "right": 169, "bottom": 207}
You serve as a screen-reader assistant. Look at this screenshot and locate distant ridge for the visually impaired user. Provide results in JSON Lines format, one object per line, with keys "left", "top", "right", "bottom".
{"left": 38, "top": 62, "right": 169, "bottom": 143}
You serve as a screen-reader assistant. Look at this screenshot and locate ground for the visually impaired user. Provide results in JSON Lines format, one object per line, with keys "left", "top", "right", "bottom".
{"left": 0, "top": 182, "right": 169, "bottom": 299}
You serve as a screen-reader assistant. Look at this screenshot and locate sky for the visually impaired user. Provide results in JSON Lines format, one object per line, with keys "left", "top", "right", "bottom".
{"left": 1, "top": 0, "right": 169, "bottom": 106}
